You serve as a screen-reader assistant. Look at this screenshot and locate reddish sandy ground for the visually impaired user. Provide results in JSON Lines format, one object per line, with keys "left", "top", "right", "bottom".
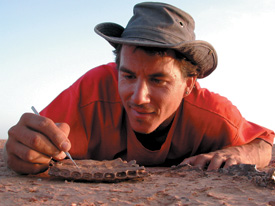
{"left": 0, "top": 140, "right": 274, "bottom": 206}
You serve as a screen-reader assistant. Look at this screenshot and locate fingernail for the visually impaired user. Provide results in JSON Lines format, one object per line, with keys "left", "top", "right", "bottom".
{"left": 61, "top": 141, "right": 70, "bottom": 151}
{"left": 54, "top": 151, "right": 66, "bottom": 160}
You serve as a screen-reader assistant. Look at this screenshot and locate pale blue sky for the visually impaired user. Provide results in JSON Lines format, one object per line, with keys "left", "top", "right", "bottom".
{"left": 1, "top": 0, "right": 275, "bottom": 141}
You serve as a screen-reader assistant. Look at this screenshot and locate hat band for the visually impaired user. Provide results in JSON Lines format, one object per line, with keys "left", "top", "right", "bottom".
{"left": 121, "top": 27, "right": 193, "bottom": 45}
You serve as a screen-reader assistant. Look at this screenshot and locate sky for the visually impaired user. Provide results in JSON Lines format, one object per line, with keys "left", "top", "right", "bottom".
{"left": 0, "top": 0, "right": 275, "bottom": 142}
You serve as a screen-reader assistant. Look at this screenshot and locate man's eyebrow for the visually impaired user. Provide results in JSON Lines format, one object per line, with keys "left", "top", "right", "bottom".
{"left": 149, "top": 72, "right": 167, "bottom": 78}
{"left": 119, "top": 66, "right": 169, "bottom": 78}
{"left": 119, "top": 66, "right": 135, "bottom": 75}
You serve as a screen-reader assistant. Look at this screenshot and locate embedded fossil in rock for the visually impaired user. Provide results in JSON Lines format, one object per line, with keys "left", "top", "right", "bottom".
{"left": 219, "top": 164, "right": 275, "bottom": 189}
{"left": 170, "top": 163, "right": 275, "bottom": 189}
{"left": 48, "top": 158, "right": 148, "bottom": 182}
{"left": 219, "top": 164, "right": 261, "bottom": 176}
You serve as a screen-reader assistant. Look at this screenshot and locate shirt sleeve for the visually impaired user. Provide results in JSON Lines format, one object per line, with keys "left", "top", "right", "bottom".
{"left": 39, "top": 62, "right": 120, "bottom": 159}
{"left": 233, "top": 118, "right": 274, "bottom": 146}
{"left": 39, "top": 71, "right": 89, "bottom": 158}
{"left": 184, "top": 82, "right": 275, "bottom": 150}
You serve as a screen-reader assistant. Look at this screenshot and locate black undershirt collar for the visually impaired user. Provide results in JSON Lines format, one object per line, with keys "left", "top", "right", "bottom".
{"left": 135, "top": 121, "right": 173, "bottom": 151}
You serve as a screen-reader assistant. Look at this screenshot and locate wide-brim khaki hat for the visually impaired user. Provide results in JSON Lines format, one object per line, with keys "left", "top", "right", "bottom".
{"left": 95, "top": 2, "right": 218, "bottom": 78}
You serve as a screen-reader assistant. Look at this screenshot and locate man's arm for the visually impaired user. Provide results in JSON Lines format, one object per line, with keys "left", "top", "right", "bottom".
{"left": 181, "top": 138, "right": 272, "bottom": 170}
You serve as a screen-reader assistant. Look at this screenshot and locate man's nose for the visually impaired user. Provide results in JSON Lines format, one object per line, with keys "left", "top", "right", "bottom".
{"left": 131, "top": 79, "right": 150, "bottom": 105}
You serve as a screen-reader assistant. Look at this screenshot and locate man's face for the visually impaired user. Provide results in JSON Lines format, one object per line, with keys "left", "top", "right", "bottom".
{"left": 118, "top": 45, "right": 189, "bottom": 134}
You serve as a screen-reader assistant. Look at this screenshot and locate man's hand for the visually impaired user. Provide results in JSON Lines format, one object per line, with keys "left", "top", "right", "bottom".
{"left": 3, "top": 113, "right": 71, "bottom": 174}
{"left": 181, "top": 139, "right": 272, "bottom": 171}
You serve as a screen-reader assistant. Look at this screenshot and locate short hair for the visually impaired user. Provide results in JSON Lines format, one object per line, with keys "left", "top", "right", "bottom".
{"left": 113, "top": 45, "right": 200, "bottom": 78}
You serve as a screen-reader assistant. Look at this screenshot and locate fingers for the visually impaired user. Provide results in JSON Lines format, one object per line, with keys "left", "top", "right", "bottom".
{"left": 5, "top": 112, "right": 71, "bottom": 174}
{"left": 18, "top": 113, "right": 71, "bottom": 152}
{"left": 7, "top": 153, "right": 50, "bottom": 175}
{"left": 181, "top": 156, "right": 201, "bottom": 166}
{"left": 181, "top": 154, "right": 211, "bottom": 170}
{"left": 181, "top": 153, "right": 239, "bottom": 171}
{"left": 206, "top": 154, "right": 225, "bottom": 171}
{"left": 9, "top": 139, "right": 50, "bottom": 164}
{"left": 5, "top": 138, "right": 51, "bottom": 174}
{"left": 223, "top": 158, "right": 238, "bottom": 169}
{"left": 55, "top": 122, "right": 71, "bottom": 151}
{"left": 207, "top": 153, "right": 239, "bottom": 170}
{"left": 180, "top": 156, "right": 194, "bottom": 165}
{"left": 5, "top": 135, "right": 66, "bottom": 174}
{"left": 9, "top": 124, "right": 59, "bottom": 157}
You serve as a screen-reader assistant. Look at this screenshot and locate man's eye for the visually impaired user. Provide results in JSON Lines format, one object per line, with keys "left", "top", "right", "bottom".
{"left": 151, "top": 78, "right": 165, "bottom": 85}
{"left": 124, "top": 74, "right": 135, "bottom": 79}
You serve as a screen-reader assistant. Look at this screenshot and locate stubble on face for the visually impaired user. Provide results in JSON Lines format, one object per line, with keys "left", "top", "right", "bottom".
{"left": 118, "top": 45, "right": 188, "bottom": 134}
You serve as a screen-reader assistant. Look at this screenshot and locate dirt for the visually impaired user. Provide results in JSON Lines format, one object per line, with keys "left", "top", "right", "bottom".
{"left": 0, "top": 140, "right": 274, "bottom": 206}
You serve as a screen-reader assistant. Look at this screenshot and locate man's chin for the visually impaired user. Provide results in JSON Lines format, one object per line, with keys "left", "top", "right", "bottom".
{"left": 129, "top": 118, "right": 160, "bottom": 134}
{"left": 132, "top": 126, "right": 157, "bottom": 135}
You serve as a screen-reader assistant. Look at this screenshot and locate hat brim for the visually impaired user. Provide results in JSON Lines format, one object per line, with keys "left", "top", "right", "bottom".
{"left": 95, "top": 23, "right": 217, "bottom": 78}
